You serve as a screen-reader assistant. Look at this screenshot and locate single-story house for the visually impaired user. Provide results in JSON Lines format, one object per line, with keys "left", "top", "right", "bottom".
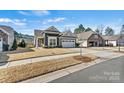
{"left": 77, "top": 31, "right": 104, "bottom": 47}
{"left": 34, "top": 26, "right": 76, "bottom": 48}
{"left": 0, "top": 26, "right": 14, "bottom": 52}
{"left": 102, "top": 35, "right": 124, "bottom": 46}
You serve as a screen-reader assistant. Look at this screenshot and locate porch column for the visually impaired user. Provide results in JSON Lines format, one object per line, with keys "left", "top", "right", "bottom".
{"left": 36, "top": 38, "right": 38, "bottom": 48}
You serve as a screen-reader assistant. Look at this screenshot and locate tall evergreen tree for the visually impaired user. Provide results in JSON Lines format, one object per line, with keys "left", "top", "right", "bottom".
{"left": 95, "top": 28, "right": 100, "bottom": 34}
{"left": 85, "top": 27, "right": 92, "bottom": 32}
{"left": 74, "top": 24, "right": 85, "bottom": 34}
{"left": 105, "top": 27, "right": 114, "bottom": 36}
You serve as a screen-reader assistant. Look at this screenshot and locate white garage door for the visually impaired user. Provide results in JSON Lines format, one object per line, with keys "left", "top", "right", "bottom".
{"left": 62, "top": 40, "right": 75, "bottom": 48}
{"left": 0, "top": 38, "right": 3, "bottom": 52}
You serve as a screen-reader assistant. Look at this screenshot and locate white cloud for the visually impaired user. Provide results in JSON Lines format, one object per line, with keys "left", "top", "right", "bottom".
{"left": 0, "top": 18, "right": 27, "bottom": 26}
{"left": 43, "top": 17, "right": 66, "bottom": 24}
{"left": 18, "top": 11, "right": 30, "bottom": 15}
{"left": 0, "top": 18, "right": 12, "bottom": 23}
{"left": 32, "top": 10, "right": 50, "bottom": 16}
{"left": 19, "top": 10, "right": 50, "bottom": 16}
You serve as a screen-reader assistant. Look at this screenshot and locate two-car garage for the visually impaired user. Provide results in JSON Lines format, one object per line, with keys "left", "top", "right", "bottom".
{"left": 62, "top": 40, "right": 75, "bottom": 48}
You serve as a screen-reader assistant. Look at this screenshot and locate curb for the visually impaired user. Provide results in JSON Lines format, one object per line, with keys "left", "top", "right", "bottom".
{"left": 21, "top": 54, "right": 123, "bottom": 83}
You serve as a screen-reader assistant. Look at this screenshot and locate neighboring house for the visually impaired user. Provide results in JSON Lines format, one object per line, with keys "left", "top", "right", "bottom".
{"left": 34, "top": 26, "right": 76, "bottom": 48}
{"left": 77, "top": 31, "right": 104, "bottom": 47}
{"left": 0, "top": 26, "right": 14, "bottom": 52}
{"left": 102, "top": 35, "right": 124, "bottom": 46}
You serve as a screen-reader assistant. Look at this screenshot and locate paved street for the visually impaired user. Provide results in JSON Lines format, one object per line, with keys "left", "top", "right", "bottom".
{"left": 50, "top": 56, "right": 124, "bottom": 83}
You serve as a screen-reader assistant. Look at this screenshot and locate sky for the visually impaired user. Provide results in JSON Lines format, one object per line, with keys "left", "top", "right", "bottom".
{"left": 0, "top": 10, "right": 124, "bottom": 35}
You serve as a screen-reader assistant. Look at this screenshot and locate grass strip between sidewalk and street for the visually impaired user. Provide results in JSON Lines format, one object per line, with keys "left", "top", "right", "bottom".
{"left": 0, "top": 55, "right": 98, "bottom": 83}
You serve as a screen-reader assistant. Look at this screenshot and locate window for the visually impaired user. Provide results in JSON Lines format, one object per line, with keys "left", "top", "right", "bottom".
{"left": 49, "top": 38, "right": 56, "bottom": 47}
{"left": 53, "top": 39, "right": 56, "bottom": 46}
{"left": 50, "top": 39, "right": 52, "bottom": 46}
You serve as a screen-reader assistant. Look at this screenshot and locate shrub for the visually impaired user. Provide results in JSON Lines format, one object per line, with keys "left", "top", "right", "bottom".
{"left": 75, "top": 43, "right": 80, "bottom": 47}
{"left": 18, "top": 39, "right": 26, "bottom": 48}
{"left": 11, "top": 39, "right": 18, "bottom": 50}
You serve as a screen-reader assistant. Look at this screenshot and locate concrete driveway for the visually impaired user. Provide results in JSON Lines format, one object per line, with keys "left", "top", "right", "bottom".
{"left": 50, "top": 56, "right": 124, "bottom": 83}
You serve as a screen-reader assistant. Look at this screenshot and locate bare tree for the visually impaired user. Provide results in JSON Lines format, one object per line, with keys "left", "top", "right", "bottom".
{"left": 118, "top": 25, "right": 124, "bottom": 52}
{"left": 98, "top": 24, "right": 105, "bottom": 35}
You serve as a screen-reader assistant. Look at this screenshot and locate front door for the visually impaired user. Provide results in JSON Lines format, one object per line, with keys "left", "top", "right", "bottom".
{"left": 94, "top": 42, "right": 98, "bottom": 46}
{"left": 0, "top": 38, "right": 3, "bottom": 52}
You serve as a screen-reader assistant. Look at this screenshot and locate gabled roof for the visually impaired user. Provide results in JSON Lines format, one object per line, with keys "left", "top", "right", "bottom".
{"left": 45, "top": 26, "right": 60, "bottom": 32}
{"left": 102, "top": 35, "right": 120, "bottom": 41}
{"left": 77, "top": 31, "right": 96, "bottom": 40}
{"left": 60, "top": 31, "right": 76, "bottom": 38}
{"left": 34, "top": 26, "right": 60, "bottom": 37}
{"left": 34, "top": 30, "right": 44, "bottom": 37}
{"left": 0, "top": 25, "right": 14, "bottom": 35}
{"left": 102, "top": 35, "right": 110, "bottom": 40}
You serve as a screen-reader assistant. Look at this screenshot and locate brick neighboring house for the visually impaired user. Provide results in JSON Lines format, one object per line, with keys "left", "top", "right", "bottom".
{"left": 77, "top": 31, "right": 105, "bottom": 47}
{"left": 34, "top": 26, "right": 76, "bottom": 48}
{"left": 0, "top": 26, "right": 14, "bottom": 52}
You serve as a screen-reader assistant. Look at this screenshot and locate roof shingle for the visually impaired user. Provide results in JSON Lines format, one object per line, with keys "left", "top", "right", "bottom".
{"left": 77, "top": 31, "right": 96, "bottom": 40}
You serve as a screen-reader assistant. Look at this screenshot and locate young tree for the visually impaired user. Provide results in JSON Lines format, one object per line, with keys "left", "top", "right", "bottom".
{"left": 11, "top": 39, "right": 18, "bottom": 50}
{"left": 74, "top": 24, "right": 85, "bottom": 34}
{"left": 118, "top": 25, "right": 124, "bottom": 52}
{"left": 105, "top": 27, "right": 114, "bottom": 36}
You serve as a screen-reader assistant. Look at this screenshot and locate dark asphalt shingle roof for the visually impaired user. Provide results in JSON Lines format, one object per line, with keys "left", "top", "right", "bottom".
{"left": 45, "top": 26, "right": 60, "bottom": 32}
{"left": 0, "top": 25, "right": 14, "bottom": 35}
{"left": 34, "top": 26, "right": 60, "bottom": 37}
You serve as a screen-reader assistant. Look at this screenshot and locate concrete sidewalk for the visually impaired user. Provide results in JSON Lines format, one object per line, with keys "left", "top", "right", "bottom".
{"left": 0, "top": 49, "right": 99, "bottom": 69}
{"left": 21, "top": 52, "right": 123, "bottom": 83}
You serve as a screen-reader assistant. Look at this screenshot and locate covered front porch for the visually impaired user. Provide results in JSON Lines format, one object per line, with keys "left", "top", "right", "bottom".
{"left": 36, "top": 37, "right": 44, "bottom": 47}
{"left": 88, "top": 40, "right": 104, "bottom": 47}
